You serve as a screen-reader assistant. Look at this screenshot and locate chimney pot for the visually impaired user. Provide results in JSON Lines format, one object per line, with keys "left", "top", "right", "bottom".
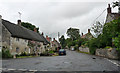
{"left": 107, "top": 4, "right": 111, "bottom": 14}
{"left": 88, "top": 29, "right": 90, "bottom": 33}
{"left": 46, "top": 35, "right": 48, "bottom": 38}
{"left": 53, "top": 38, "right": 55, "bottom": 41}
{"left": 17, "top": 20, "right": 21, "bottom": 26}
{"left": 34, "top": 28, "right": 37, "bottom": 32}
{"left": 82, "top": 33, "right": 83, "bottom": 36}
{"left": 42, "top": 32, "right": 44, "bottom": 35}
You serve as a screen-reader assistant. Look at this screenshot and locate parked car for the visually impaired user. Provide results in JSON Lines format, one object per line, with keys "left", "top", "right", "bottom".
{"left": 59, "top": 49, "right": 66, "bottom": 55}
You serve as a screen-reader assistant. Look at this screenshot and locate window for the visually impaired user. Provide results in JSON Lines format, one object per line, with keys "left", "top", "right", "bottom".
{"left": 25, "top": 39, "right": 27, "bottom": 42}
{"left": 25, "top": 48, "right": 27, "bottom": 52}
{"left": 16, "top": 38, "right": 19, "bottom": 41}
{"left": 16, "top": 47, "right": 19, "bottom": 53}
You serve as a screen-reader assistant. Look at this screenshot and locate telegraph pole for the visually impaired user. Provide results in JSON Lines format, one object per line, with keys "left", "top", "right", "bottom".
{"left": 58, "top": 32, "right": 60, "bottom": 42}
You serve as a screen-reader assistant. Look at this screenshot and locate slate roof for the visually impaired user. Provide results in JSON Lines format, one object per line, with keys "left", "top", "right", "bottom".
{"left": 40, "top": 35, "right": 50, "bottom": 45}
{"left": 106, "top": 13, "right": 120, "bottom": 23}
{"left": 2, "top": 19, "right": 49, "bottom": 44}
{"left": 81, "top": 33, "right": 93, "bottom": 40}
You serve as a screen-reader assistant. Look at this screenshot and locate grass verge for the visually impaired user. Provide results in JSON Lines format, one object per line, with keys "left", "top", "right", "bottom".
{"left": 76, "top": 50, "right": 90, "bottom": 54}
{"left": 16, "top": 56, "right": 36, "bottom": 58}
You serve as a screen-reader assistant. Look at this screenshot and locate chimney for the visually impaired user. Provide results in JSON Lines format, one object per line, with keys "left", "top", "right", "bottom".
{"left": 17, "top": 20, "right": 21, "bottom": 26}
{"left": 107, "top": 4, "right": 111, "bottom": 14}
{"left": 53, "top": 38, "right": 55, "bottom": 41}
{"left": 88, "top": 29, "right": 90, "bottom": 33}
{"left": 46, "top": 35, "right": 48, "bottom": 38}
{"left": 82, "top": 33, "right": 83, "bottom": 36}
{"left": 41, "top": 32, "right": 44, "bottom": 35}
{"left": 34, "top": 28, "right": 37, "bottom": 32}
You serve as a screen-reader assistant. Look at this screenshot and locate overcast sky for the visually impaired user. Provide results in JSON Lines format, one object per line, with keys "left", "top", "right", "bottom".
{"left": 0, "top": 0, "right": 119, "bottom": 39}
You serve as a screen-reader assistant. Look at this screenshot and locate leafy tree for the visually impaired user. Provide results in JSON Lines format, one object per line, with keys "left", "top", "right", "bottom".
{"left": 59, "top": 35, "right": 66, "bottom": 48}
{"left": 21, "top": 22, "right": 39, "bottom": 33}
{"left": 65, "top": 38, "right": 72, "bottom": 48}
{"left": 91, "top": 21, "right": 103, "bottom": 38}
{"left": 113, "top": 33, "right": 120, "bottom": 51}
{"left": 113, "top": 1, "right": 120, "bottom": 13}
{"left": 88, "top": 17, "right": 120, "bottom": 55}
{"left": 66, "top": 27, "right": 80, "bottom": 41}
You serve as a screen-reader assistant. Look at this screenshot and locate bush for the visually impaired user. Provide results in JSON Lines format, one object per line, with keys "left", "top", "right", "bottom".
{"left": 2, "top": 49, "right": 13, "bottom": 58}
{"left": 104, "top": 46, "right": 112, "bottom": 49}
{"left": 20, "top": 52, "right": 27, "bottom": 56}
{"left": 48, "top": 50, "right": 54, "bottom": 54}
{"left": 74, "top": 44, "right": 79, "bottom": 51}
{"left": 88, "top": 39, "right": 97, "bottom": 55}
{"left": 16, "top": 54, "right": 20, "bottom": 57}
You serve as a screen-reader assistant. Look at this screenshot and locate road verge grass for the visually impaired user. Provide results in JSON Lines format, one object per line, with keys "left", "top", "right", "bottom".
{"left": 76, "top": 50, "right": 90, "bottom": 54}
{"left": 16, "top": 56, "right": 36, "bottom": 58}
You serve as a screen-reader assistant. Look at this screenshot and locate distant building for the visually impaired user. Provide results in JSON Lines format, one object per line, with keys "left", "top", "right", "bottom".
{"left": 0, "top": 15, "right": 49, "bottom": 56}
{"left": 51, "top": 38, "right": 61, "bottom": 51}
{"left": 81, "top": 29, "right": 93, "bottom": 40}
{"left": 105, "top": 4, "right": 120, "bottom": 23}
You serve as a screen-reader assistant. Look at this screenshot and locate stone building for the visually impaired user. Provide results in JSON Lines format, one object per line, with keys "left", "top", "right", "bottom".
{"left": 81, "top": 29, "right": 93, "bottom": 40}
{"left": 106, "top": 4, "right": 120, "bottom": 23}
{"left": 0, "top": 15, "right": 49, "bottom": 55}
{"left": 51, "top": 38, "right": 61, "bottom": 51}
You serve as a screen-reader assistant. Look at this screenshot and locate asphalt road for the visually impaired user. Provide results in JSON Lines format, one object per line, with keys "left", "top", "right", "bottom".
{"left": 2, "top": 50, "right": 120, "bottom": 72}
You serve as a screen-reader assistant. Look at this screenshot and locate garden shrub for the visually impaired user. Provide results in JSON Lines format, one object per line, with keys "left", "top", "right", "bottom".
{"left": 74, "top": 44, "right": 79, "bottom": 51}
{"left": 20, "top": 52, "right": 27, "bottom": 56}
{"left": 88, "top": 39, "right": 97, "bottom": 55}
{"left": 48, "top": 50, "right": 54, "bottom": 54}
{"left": 2, "top": 49, "right": 13, "bottom": 58}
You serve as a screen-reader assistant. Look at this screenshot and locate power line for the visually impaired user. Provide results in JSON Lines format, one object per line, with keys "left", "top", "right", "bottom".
{"left": 92, "top": 8, "right": 107, "bottom": 25}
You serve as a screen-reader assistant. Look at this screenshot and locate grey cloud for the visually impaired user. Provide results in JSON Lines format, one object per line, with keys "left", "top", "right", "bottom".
{"left": 0, "top": 1, "right": 114, "bottom": 38}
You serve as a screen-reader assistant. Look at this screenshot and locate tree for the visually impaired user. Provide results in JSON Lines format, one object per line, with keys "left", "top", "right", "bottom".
{"left": 91, "top": 21, "right": 103, "bottom": 38}
{"left": 21, "top": 22, "right": 39, "bottom": 33}
{"left": 113, "top": 1, "right": 120, "bottom": 13}
{"left": 59, "top": 35, "right": 66, "bottom": 48}
{"left": 66, "top": 27, "right": 80, "bottom": 41}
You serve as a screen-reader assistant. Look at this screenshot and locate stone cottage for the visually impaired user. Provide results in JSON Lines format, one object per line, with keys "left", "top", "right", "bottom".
{"left": 51, "top": 38, "right": 61, "bottom": 51}
{"left": 81, "top": 29, "right": 93, "bottom": 40}
{"left": 0, "top": 15, "right": 49, "bottom": 55}
{"left": 95, "top": 4, "right": 120, "bottom": 59}
{"left": 105, "top": 4, "right": 120, "bottom": 23}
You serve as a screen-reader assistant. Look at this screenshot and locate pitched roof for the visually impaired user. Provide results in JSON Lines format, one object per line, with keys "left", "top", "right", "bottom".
{"left": 2, "top": 19, "right": 45, "bottom": 42}
{"left": 81, "top": 33, "right": 93, "bottom": 39}
{"left": 40, "top": 35, "right": 50, "bottom": 45}
{"left": 106, "top": 13, "right": 120, "bottom": 23}
{"left": 52, "top": 40, "right": 61, "bottom": 47}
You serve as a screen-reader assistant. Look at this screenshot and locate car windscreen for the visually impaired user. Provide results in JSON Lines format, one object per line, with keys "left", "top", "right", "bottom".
{"left": 59, "top": 49, "right": 64, "bottom": 51}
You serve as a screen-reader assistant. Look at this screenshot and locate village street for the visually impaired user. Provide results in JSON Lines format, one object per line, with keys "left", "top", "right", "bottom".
{"left": 2, "top": 50, "right": 120, "bottom": 72}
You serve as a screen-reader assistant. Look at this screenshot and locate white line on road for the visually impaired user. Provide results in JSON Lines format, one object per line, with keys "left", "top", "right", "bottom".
{"left": 7, "top": 68, "right": 16, "bottom": 70}
{"left": 29, "top": 69, "right": 38, "bottom": 72}
{"left": 18, "top": 69, "right": 28, "bottom": 71}
{"left": 40, "top": 69, "right": 48, "bottom": 71}
{"left": 104, "top": 58, "right": 120, "bottom": 67}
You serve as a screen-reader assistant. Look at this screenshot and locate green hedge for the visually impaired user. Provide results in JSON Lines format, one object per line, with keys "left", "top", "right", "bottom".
{"left": 2, "top": 49, "right": 13, "bottom": 58}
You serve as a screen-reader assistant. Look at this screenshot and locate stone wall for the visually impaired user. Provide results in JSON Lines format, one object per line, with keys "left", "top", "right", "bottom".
{"left": 2, "top": 24, "right": 30, "bottom": 55}
{"left": 2, "top": 24, "right": 11, "bottom": 49}
{"left": 10, "top": 37, "right": 29, "bottom": 55}
{"left": 79, "top": 47, "right": 89, "bottom": 53}
{"left": 96, "top": 48, "right": 118, "bottom": 59}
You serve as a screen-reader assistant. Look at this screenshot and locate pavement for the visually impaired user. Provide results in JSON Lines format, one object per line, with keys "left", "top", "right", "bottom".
{"left": 1, "top": 50, "right": 120, "bottom": 73}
